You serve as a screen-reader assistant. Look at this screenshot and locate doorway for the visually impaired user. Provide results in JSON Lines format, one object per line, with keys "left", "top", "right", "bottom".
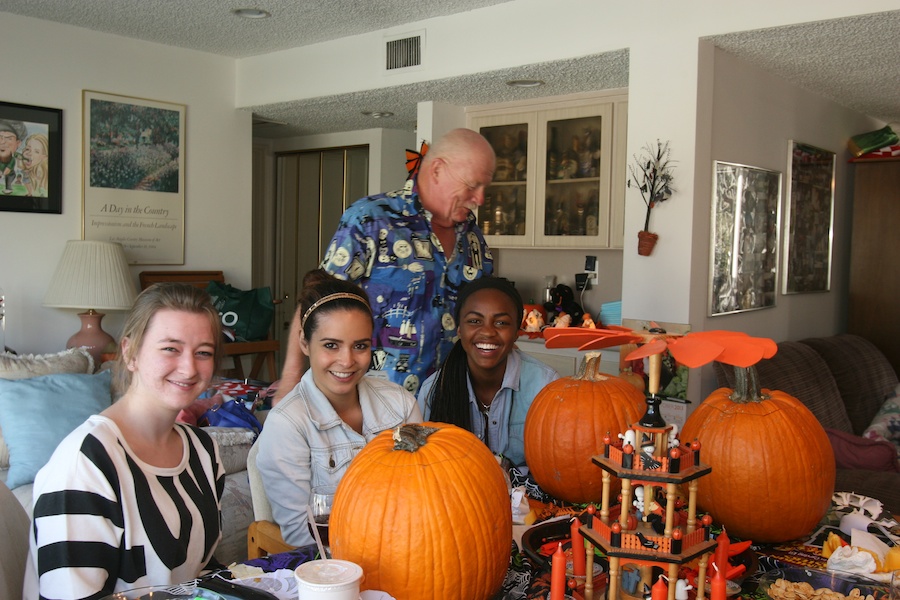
{"left": 274, "top": 146, "right": 369, "bottom": 366}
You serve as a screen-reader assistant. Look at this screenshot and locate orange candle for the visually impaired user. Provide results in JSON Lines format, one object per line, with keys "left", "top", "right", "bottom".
{"left": 551, "top": 541, "right": 566, "bottom": 600}
{"left": 710, "top": 562, "right": 727, "bottom": 600}
{"left": 652, "top": 575, "right": 668, "bottom": 600}
{"left": 571, "top": 516, "right": 586, "bottom": 577}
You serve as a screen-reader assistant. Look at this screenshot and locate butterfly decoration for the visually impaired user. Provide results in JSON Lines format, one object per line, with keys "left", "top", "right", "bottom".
{"left": 405, "top": 140, "right": 429, "bottom": 180}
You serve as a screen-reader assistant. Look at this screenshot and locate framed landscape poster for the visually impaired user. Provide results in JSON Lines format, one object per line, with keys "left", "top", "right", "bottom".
{"left": 782, "top": 141, "right": 835, "bottom": 294}
{"left": 709, "top": 161, "right": 782, "bottom": 316}
{"left": 82, "top": 90, "right": 185, "bottom": 264}
{"left": 0, "top": 100, "right": 62, "bottom": 214}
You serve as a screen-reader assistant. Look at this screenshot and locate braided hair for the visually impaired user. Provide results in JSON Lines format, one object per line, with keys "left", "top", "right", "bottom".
{"left": 425, "top": 276, "right": 522, "bottom": 430}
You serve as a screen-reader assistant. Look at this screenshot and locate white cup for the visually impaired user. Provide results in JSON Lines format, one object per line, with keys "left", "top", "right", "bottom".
{"left": 295, "top": 559, "right": 363, "bottom": 600}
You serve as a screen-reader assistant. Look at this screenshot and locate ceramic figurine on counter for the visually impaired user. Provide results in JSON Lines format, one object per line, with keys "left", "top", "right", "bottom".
{"left": 553, "top": 312, "right": 572, "bottom": 328}
{"left": 523, "top": 308, "right": 544, "bottom": 332}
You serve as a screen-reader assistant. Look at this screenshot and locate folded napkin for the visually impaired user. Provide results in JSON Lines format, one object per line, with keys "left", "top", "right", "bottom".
{"left": 826, "top": 545, "right": 876, "bottom": 574}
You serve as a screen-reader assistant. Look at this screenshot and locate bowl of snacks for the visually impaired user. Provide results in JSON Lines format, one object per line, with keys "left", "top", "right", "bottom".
{"left": 757, "top": 567, "right": 889, "bottom": 600}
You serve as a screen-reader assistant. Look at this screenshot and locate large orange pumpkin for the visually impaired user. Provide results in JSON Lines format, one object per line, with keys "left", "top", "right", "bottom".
{"left": 330, "top": 423, "right": 511, "bottom": 600}
{"left": 680, "top": 366, "right": 835, "bottom": 543}
{"left": 524, "top": 352, "right": 646, "bottom": 503}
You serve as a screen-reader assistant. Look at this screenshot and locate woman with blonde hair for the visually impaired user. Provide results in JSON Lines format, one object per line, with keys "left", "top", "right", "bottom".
{"left": 27, "top": 282, "right": 226, "bottom": 600}
{"left": 22, "top": 133, "right": 49, "bottom": 197}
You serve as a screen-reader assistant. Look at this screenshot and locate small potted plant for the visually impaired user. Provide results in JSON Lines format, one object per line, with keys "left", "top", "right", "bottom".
{"left": 628, "top": 140, "right": 675, "bottom": 256}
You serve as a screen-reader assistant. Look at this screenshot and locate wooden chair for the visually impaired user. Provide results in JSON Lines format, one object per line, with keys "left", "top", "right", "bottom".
{"left": 246, "top": 442, "right": 295, "bottom": 558}
{"left": 139, "top": 271, "right": 280, "bottom": 382}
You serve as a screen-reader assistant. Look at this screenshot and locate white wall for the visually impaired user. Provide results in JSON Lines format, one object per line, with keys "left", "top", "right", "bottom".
{"left": 688, "top": 45, "right": 883, "bottom": 402}
{"left": 493, "top": 248, "right": 623, "bottom": 319}
{"left": 236, "top": 2, "right": 895, "bottom": 353}
{"left": 0, "top": 14, "right": 252, "bottom": 355}
{"left": 3, "top": 1, "right": 894, "bottom": 386}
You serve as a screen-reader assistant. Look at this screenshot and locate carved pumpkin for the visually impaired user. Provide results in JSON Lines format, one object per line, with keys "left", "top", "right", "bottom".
{"left": 680, "top": 366, "right": 836, "bottom": 542}
{"left": 330, "top": 423, "right": 511, "bottom": 600}
{"left": 524, "top": 352, "right": 646, "bottom": 503}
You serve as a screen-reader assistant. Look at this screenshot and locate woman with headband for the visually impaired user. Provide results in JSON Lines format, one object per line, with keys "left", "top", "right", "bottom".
{"left": 417, "top": 277, "right": 559, "bottom": 468}
{"left": 255, "top": 269, "right": 422, "bottom": 547}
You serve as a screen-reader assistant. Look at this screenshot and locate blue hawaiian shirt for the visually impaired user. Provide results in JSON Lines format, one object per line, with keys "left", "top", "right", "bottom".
{"left": 320, "top": 178, "right": 493, "bottom": 394}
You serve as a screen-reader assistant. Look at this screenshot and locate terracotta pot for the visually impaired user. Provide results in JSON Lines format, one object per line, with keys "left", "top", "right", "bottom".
{"left": 637, "top": 230, "right": 658, "bottom": 256}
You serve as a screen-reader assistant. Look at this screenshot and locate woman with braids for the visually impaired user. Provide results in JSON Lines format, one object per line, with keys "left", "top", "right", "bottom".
{"left": 417, "top": 277, "right": 559, "bottom": 467}
{"left": 255, "top": 269, "right": 422, "bottom": 547}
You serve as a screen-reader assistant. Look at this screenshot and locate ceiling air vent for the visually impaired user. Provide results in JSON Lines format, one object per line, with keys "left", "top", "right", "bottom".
{"left": 385, "top": 32, "right": 423, "bottom": 71}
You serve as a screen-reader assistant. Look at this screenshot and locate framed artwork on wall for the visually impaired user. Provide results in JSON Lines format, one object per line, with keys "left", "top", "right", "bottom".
{"left": 82, "top": 90, "right": 185, "bottom": 265}
{"left": 0, "top": 100, "right": 62, "bottom": 214}
{"left": 709, "top": 161, "right": 782, "bottom": 316}
{"left": 782, "top": 141, "right": 835, "bottom": 294}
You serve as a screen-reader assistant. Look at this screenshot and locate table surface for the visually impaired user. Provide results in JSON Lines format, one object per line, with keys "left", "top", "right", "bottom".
{"left": 230, "top": 504, "right": 900, "bottom": 600}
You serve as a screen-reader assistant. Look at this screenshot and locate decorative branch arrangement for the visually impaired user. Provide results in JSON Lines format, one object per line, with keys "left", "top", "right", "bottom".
{"left": 627, "top": 140, "right": 675, "bottom": 255}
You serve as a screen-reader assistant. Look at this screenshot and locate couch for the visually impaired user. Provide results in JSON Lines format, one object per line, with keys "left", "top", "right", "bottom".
{"left": 713, "top": 334, "right": 900, "bottom": 515}
{"left": 0, "top": 348, "right": 256, "bottom": 567}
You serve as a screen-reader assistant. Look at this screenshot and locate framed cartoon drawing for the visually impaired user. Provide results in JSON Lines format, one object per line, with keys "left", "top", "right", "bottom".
{"left": 0, "top": 100, "right": 62, "bottom": 214}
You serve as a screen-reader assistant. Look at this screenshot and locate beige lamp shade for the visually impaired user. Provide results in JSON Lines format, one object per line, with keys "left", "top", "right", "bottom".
{"left": 44, "top": 240, "right": 137, "bottom": 310}
{"left": 43, "top": 240, "right": 138, "bottom": 365}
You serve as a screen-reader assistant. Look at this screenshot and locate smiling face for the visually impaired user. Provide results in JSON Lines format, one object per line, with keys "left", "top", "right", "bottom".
{"left": 429, "top": 156, "right": 495, "bottom": 227}
{"left": 124, "top": 309, "right": 217, "bottom": 412}
{"left": 23, "top": 137, "right": 48, "bottom": 168}
{"left": 0, "top": 130, "right": 19, "bottom": 162}
{"left": 300, "top": 307, "right": 373, "bottom": 405}
{"left": 457, "top": 288, "right": 519, "bottom": 377}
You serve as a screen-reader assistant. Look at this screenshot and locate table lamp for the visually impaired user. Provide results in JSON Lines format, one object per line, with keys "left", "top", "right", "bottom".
{"left": 43, "top": 240, "right": 138, "bottom": 366}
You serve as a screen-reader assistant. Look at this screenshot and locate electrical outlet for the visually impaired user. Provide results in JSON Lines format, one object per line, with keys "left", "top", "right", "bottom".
{"left": 575, "top": 273, "right": 590, "bottom": 291}
{"left": 584, "top": 255, "right": 599, "bottom": 285}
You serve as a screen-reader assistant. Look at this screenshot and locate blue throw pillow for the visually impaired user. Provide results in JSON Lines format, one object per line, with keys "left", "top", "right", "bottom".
{"left": 0, "top": 370, "right": 112, "bottom": 489}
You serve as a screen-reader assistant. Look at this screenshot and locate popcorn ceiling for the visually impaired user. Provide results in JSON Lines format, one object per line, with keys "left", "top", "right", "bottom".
{"left": 2, "top": 1, "right": 896, "bottom": 138}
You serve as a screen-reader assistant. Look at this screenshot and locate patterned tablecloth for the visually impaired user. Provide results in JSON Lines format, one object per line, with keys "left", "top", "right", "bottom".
{"left": 240, "top": 543, "right": 557, "bottom": 600}
{"left": 236, "top": 540, "right": 611, "bottom": 599}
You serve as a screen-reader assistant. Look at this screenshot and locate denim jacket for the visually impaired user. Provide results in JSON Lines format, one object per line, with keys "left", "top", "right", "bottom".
{"left": 255, "top": 370, "right": 422, "bottom": 546}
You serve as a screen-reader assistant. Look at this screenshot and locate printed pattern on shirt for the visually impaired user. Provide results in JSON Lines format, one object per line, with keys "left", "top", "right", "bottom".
{"left": 321, "top": 179, "right": 493, "bottom": 394}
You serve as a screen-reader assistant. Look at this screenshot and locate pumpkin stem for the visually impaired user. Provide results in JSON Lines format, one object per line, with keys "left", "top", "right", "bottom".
{"left": 577, "top": 352, "right": 609, "bottom": 382}
{"left": 392, "top": 423, "right": 440, "bottom": 452}
{"left": 729, "top": 365, "right": 768, "bottom": 403}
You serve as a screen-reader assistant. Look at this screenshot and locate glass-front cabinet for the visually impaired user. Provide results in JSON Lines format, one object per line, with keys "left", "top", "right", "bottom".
{"left": 467, "top": 91, "right": 627, "bottom": 249}
{"left": 472, "top": 113, "right": 536, "bottom": 244}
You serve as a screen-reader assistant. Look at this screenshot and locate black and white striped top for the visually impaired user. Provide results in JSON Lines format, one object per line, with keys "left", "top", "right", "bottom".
{"left": 26, "top": 416, "right": 224, "bottom": 600}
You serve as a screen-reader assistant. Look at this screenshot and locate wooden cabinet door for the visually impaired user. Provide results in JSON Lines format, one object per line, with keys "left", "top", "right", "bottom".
{"left": 848, "top": 160, "right": 900, "bottom": 375}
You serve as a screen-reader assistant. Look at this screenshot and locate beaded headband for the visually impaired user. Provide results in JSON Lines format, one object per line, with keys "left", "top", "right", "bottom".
{"left": 300, "top": 292, "right": 371, "bottom": 329}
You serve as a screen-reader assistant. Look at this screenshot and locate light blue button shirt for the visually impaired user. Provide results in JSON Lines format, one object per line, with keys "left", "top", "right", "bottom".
{"left": 418, "top": 349, "right": 559, "bottom": 467}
